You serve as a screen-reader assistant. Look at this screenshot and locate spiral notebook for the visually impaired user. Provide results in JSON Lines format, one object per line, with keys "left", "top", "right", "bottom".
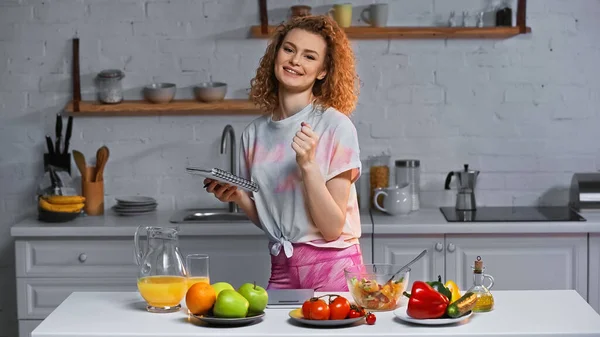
{"left": 186, "top": 167, "right": 259, "bottom": 193}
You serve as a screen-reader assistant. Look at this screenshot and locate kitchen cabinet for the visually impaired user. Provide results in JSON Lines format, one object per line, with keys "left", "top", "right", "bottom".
{"left": 589, "top": 233, "right": 600, "bottom": 314}
{"left": 14, "top": 234, "right": 373, "bottom": 336}
{"left": 375, "top": 233, "right": 588, "bottom": 300}
{"left": 373, "top": 234, "right": 445, "bottom": 288}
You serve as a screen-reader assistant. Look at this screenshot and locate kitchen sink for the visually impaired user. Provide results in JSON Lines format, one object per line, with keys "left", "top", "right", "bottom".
{"left": 169, "top": 209, "right": 249, "bottom": 223}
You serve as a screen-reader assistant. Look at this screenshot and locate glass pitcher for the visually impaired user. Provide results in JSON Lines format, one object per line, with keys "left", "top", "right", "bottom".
{"left": 134, "top": 225, "right": 188, "bottom": 313}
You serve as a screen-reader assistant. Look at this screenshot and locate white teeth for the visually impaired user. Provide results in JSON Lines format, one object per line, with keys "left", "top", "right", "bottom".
{"left": 285, "top": 68, "right": 300, "bottom": 75}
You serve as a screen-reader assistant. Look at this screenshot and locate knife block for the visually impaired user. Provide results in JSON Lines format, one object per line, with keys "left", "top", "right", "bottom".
{"left": 44, "top": 153, "right": 72, "bottom": 175}
{"left": 82, "top": 166, "right": 104, "bottom": 216}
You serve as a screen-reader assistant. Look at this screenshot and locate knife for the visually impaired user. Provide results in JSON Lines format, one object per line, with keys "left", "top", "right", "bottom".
{"left": 45, "top": 134, "right": 55, "bottom": 155}
{"left": 63, "top": 116, "right": 73, "bottom": 154}
{"left": 55, "top": 113, "right": 62, "bottom": 154}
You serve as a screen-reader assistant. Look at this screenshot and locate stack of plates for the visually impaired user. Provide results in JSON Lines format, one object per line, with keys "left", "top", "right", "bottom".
{"left": 112, "top": 196, "right": 157, "bottom": 216}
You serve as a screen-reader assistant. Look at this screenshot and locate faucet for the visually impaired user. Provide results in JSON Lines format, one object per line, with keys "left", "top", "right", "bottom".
{"left": 220, "top": 124, "right": 239, "bottom": 213}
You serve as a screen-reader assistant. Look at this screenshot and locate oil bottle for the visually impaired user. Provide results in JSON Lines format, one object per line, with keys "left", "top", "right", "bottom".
{"left": 465, "top": 256, "right": 495, "bottom": 312}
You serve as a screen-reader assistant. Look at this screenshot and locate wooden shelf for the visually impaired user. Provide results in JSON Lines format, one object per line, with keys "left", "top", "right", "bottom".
{"left": 250, "top": 25, "right": 531, "bottom": 39}
{"left": 65, "top": 99, "right": 261, "bottom": 116}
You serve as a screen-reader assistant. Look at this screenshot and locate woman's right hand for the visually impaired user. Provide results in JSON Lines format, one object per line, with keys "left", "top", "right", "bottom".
{"left": 203, "top": 178, "right": 244, "bottom": 203}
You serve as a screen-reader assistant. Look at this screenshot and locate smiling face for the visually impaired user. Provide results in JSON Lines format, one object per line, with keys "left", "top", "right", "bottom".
{"left": 274, "top": 28, "right": 328, "bottom": 94}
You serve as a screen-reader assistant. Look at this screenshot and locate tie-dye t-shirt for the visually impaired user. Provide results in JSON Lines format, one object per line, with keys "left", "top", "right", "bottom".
{"left": 239, "top": 103, "right": 362, "bottom": 258}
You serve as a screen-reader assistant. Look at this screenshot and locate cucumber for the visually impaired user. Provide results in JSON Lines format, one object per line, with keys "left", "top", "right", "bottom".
{"left": 446, "top": 292, "right": 477, "bottom": 318}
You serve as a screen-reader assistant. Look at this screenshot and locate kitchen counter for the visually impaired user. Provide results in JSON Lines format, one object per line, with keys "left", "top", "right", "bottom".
{"left": 10, "top": 208, "right": 600, "bottom": 237}
{"left": 32, "top": 290, "right": 600, "bottom": 337}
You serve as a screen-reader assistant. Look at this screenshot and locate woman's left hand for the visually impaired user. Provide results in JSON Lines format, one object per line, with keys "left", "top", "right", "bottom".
{"left": 292, "top": 122, "right": 319, "bottom": 169}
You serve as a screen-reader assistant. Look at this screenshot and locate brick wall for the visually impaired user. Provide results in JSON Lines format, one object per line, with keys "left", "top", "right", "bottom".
{"left": 1, "top": 0, "right": 599, "bottom": 335}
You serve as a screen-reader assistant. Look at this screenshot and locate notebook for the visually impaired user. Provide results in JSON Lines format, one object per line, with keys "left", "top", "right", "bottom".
{"left": 186, "top": 167, "right": 259, "bottom": 193}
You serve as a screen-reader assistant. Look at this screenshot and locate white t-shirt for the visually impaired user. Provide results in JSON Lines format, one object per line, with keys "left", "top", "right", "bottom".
{"left": 239, "top": 103, "right": 362, "bottom": 258}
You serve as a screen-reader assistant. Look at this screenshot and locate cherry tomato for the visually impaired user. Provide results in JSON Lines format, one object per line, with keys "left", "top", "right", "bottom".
{"left": 350, "top": 304, "right": 366, "bottom": 316}
{"left": 301, "top": 300, "right": 311, "bottom": 319}
{"left": 301, "top": 298, "right": 330, "bottom": 320}
{"left": 366, "top": 312, "right": 376, "bottom": 325}
{"left": 348, "top": 309, "right": 362, "bottom": 319}
{"left": 329, "top": 296, "right": 351, "bottom": 320}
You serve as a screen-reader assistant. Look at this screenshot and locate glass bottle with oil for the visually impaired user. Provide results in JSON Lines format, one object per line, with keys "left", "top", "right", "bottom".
{"left": 466, "top": 256, "right": 495, "bottom": 312}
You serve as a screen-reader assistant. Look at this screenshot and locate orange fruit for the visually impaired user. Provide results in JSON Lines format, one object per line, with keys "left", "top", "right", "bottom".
{"left": 186, "top": 282, "right": 216, "bottom": 315}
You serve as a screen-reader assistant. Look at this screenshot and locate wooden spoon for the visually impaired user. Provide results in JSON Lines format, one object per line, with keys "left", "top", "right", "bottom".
{"left": 72, "top": 150, "right": 87, "bottom": 181}
{"left": 94, "top": 146, "right": 110, "bottom": 182}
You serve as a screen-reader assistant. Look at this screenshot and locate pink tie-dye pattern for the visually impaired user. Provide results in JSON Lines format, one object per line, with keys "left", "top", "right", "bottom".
{"left": 330, "top": 144, "right": 355, "bottom": 170}
{"left": 248, "top": 143, "right": 286, "bottom": 166}
{"left": 315, "top": 128, "right": 336, "bottom": 165}
{"left": 267, "top": 243, "right": 363, "bottom": 291}
{"left": 274, "top": 170, "right": 300, "bottom": 193}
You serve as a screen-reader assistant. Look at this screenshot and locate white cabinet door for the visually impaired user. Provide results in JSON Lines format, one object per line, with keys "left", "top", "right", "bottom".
{"left": 445, "top": 233, "right": 588, "bottom": 300}
{"left": 16, "top": 278, "right": 137, "bottom": 320}
{"left": 589, "top": 233, "right": 600, "bottom": 314}
{"left": 358, "top": 236, "right": 373, "bottom": 266}
{"left": 179, "top": 236, "right": 272, "bottom": 289}
{"left": 374, "top": 235, "right": 445, "bottom": 289}
{"left": 19, "top": 320, "right": 42, "bottom": 337}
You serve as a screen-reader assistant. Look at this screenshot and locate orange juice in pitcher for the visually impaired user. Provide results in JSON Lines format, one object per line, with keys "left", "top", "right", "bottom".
{"left": 135, "top": 226, "right": 188, "bottom": 313}
{"left": 137, "top": 275, "right": 187, "bottom": 308}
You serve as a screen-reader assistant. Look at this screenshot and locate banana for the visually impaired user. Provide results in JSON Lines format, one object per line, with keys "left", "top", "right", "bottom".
{"left": 42, "top": 195, "right": 86, "bottom": 205}
{"left": 39, "top": 198, "right": 84, "bottom": 213}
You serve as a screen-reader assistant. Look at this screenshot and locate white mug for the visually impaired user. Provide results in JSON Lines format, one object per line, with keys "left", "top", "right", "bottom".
{"left": 373, "top": 185, "right": 412, "bottom": 215}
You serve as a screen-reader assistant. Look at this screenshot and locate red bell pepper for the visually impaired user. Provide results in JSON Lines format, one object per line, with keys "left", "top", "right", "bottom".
{"left": 403, "top": 281, "right": 449, "bottom": 319}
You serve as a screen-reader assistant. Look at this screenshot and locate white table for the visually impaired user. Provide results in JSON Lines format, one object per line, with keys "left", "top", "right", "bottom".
{"left": 33, "top": 290, "right": 600, "bottom": 337}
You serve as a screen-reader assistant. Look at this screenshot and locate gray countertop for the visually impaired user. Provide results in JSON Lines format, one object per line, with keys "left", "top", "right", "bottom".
{"left": 10, "top": 208, "right": 600, "bottom": 237}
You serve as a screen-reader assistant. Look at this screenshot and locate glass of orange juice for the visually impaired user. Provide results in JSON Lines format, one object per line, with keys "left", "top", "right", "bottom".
{"left": 186, "top": 254, "right": 210, "bottom": 289}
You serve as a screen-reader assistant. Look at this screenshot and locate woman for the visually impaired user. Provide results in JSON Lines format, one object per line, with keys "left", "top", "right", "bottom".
{"left": 204, "top": 15, "right": 362, "bottom": 291}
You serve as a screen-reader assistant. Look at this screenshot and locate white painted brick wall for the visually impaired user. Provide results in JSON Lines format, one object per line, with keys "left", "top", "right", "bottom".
{"left": 1, "top": 0, "right": 600, "bottom": 334}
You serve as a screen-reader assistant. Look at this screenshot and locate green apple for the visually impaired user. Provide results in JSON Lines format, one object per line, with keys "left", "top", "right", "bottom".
{"left": 211, "top": 282, "right": 234, "bottom": 297}
{"left": 237, "top": 282, "right": 268, "bottom": 315}
{"left": 213, "top": 289, "right": 249, "bottom": 318}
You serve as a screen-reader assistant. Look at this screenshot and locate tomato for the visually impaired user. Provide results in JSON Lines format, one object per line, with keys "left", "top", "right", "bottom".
{"left": 301, "top": 298, "right": 330, "bottom": 320}
{"left": 302, "top": 300, "right": 311, "bottom": 319}
{"left": 329, "top": 296, "right": 351, "bottom": 320}
{"left": 348, "top": 309, "right": 362, "bottom": 319}
{"left": 366, "top": 312, "right": 376, "bottom": 325}
{"left": 350, "top": 304, "right": 365, "bottom": 316}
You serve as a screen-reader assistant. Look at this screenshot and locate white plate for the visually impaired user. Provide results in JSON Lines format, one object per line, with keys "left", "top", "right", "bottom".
{"left": 113, "top": 204, "right": 157, "bottom": 211}
{"left": 192, "top": 312, "right": 264, "bottom": 326}
{"left": 115, "top": 196, "right": 156, "bottom": 204}
{"left": 112, "top": 206, "right": 156, "bottom": 216}
{"left": 288, "top": 308, "right": 364, "bottom": 327}
{"left": 393, "top": 307, "right": 473, "bottom": 325}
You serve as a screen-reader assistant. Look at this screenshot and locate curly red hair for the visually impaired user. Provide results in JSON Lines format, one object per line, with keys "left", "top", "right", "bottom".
{"left": 249, "top": 15, "right": 359, "bottom": 116}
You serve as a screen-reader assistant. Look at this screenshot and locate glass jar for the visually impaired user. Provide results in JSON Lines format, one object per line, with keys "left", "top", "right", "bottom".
{"left": 395, "top": 159, "right": 420, "bottom": 211}
{"left": 465, "top": 256, "right": 495, "bottom": 312}
{"left": 369, "top": 154, "right": 390, "bottom": 209}
{"left": 96, "top": 69, "right": 124, "bottom": 104}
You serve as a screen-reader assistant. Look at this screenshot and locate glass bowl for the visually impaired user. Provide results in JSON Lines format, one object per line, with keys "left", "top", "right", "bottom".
{"left": 344, "top": 264, "right": 410, "bottom": 311}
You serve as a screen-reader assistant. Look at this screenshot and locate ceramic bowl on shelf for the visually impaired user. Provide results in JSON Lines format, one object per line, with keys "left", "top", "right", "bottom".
{"left": 193, "top": 82, "right": 227, "bottom": 102}
{"left": 143, "top": 83, "right": 176, "bottom": 104}
{"left": 344, "top": 264, "right": 410, "bottom": 311}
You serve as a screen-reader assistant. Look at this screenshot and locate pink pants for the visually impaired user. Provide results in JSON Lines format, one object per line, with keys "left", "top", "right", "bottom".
{"left": 266, "top": 243, "right": 364, "bottom": 291}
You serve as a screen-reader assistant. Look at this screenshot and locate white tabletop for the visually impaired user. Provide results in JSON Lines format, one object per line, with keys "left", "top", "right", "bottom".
{"left": 33, "top": 290, "right": 600, "bottom": 337}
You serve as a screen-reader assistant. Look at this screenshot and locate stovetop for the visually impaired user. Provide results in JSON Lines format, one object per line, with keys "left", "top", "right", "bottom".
{"left": 439, "top": 206, "right": 586, "bottom": 222}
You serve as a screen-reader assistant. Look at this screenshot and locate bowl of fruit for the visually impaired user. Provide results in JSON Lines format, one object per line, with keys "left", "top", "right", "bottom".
{"left": 344, "top": 264, "right": 410, "bottom": 311}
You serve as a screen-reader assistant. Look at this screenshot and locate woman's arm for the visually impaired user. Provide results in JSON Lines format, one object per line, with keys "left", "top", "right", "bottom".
{"left": 299, "top": 164, "right": 354, "bottom": 241}
{"left": 292, "top": 122, "right": 358, "bottom": 241}
{"left": 204, "top": 181, "right": 262, "bottom": 229}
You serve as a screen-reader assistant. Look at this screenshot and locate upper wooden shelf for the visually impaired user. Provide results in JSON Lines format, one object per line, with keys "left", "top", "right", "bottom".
{"left": 65, "top": 99, "right": 261, "bottom": 116}
{"left": 250, "top": 26, "right": 531, "bottom": 39}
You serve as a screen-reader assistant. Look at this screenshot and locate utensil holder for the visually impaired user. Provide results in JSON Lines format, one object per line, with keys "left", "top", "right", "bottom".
{"left": 82, "top": 166, "right": 104, "bottom": 216}
{"left": 44, "top": 153, "right": 72, "bottom": 175}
